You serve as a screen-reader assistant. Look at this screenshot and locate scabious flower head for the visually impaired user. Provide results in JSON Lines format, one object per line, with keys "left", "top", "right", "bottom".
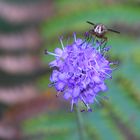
{"left": 46, "top": 33, "right": 114, "bottom": 111}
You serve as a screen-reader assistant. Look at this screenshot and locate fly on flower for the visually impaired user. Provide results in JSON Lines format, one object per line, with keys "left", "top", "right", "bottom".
{"left": 84, "top": 21, "right": 120, "bottom": 45}
{"left": 45, "top": 33, "right": 116, "bottom": 112}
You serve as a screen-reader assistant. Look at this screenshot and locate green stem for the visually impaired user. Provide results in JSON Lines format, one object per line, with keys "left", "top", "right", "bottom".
{"left": 75, "top": 106, "right": 87, "bottom": 140}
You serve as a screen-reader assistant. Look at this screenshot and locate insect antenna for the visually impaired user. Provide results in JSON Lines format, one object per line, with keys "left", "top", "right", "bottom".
{"left": 108, "top": 28, "right": 120, "bottom": 34}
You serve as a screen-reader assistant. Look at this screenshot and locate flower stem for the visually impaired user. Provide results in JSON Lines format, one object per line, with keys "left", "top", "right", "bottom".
{"left": 75, "top": 106, "right": 87, "bottom": 140}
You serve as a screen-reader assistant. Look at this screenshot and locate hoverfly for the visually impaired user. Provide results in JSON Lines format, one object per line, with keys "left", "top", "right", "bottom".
{"left": 84, "top": 21, "right": 120, "bottom": 44}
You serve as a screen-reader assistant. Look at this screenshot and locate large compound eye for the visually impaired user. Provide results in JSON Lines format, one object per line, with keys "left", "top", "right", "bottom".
{"left": 94, "top": 25, "right": 101, "bottom": 34}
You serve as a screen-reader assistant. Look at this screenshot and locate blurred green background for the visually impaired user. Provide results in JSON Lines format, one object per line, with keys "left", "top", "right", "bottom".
{"left": 0, "top": 0, "right": 140, "bottom": 140}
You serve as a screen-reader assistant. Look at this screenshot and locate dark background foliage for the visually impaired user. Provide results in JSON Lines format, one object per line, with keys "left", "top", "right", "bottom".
{"left": 0, "top": 0, "right": 140, "bottom": 140}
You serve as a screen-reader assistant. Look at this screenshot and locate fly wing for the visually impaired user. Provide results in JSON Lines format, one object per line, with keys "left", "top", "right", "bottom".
{"left": 108, "top": 28, "right": 120, "bottom": 34}
{"left": 86, "top": 21, "right": 95, "bottom": 26}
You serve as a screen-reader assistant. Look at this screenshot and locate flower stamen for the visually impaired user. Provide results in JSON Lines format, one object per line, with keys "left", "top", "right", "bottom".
{"left": 47, "top": 51, "right": 61, "bottom": 57}
{"left": 59, "top": 37, "right": 65, "bottom": 50}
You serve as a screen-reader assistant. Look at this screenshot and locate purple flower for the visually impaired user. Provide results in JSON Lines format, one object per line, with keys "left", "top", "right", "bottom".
{"left": 46, "top": 33, "right": 114, "bottom": 111}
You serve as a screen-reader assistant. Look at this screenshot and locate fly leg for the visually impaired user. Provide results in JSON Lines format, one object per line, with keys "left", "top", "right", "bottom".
{"left": 101, "top": 36, "right": 108, "bottom": 49}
